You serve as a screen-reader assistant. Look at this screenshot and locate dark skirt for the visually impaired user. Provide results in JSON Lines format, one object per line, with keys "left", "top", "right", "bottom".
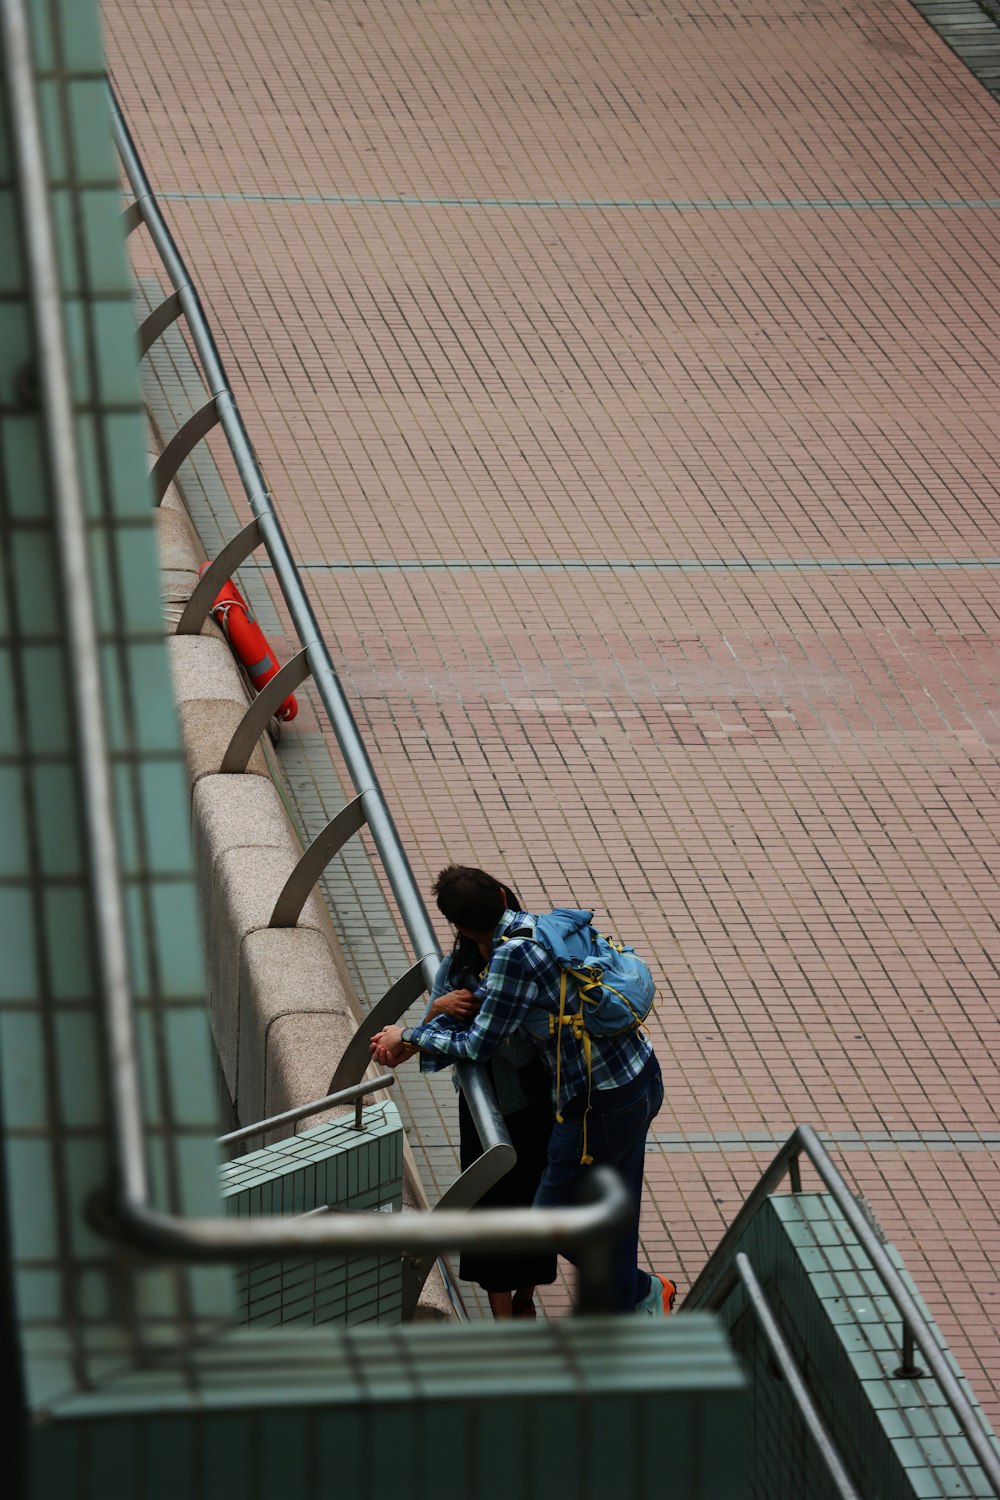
{"left": 457, "top": 1088, "right": 558, "bottom": 1292}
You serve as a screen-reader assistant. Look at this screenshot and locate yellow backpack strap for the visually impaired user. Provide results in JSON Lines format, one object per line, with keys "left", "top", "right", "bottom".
{"left": 554, "top": 968, "right": 569, "bottom": 1121}
{"left": 520, "top": 945, "right": 598, "bottom": 1165}
{"left": 580, "top": 1031, "right": 594, "bottom": 1165}
{"left": 557, "top": 968, "right": 597, "bottom": 1164}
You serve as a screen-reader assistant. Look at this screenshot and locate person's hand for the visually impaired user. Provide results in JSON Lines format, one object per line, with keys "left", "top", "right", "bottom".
{"left": 426, "top": 988, "right": 479, "bottom": 1023}
{"left": 370, "top": 1025, "right": 412, "bottom": 1067}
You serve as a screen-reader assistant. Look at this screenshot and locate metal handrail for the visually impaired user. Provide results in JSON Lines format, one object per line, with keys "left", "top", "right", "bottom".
{"left": 730, "top": 1254, "right": 862, "bottom": 1500}
{"left": 3, "top": 26, "right": 629, "bottom": 1312}
{"left": 685, "top": 1124, "right": 1000, "bottom": 1492}
{"left": 217, "top": 1073, "right": 395, "bottom": 1146}
{"left": 107, "top": 83, "right": 508, "bottom": 1173}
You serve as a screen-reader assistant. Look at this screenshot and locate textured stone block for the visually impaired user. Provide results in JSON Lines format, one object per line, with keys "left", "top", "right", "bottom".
{"left": 238, "top": 925, "right": 358, "bottom": 1131}
{"left": 177, "top": 699, "right": 268, "bottom": 786}
{"left": 167, "top": 634, "right": 248, "bottom": 707}
{"left": 208, "top": 846, "right": 324, "bottom": 1098}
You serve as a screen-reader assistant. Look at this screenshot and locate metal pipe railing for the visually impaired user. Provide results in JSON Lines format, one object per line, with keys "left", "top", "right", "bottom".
{"left": 1, "top": 29, "right": 629, "bottom": 1311}
{"left": 217, "top": 1074, "right": 395, "bottom": 1147}
{"left": 3, "top": 0, "right": 148, "bottom": 1213}
{"left": 109, "top": 91, "right": 439, "bottom": 976}
{"left": 107, "top": 83, "right": 508, "bottom": 1174}
{"left": 87, "top": 1167, "right": 629, "bottom": 1318}
{"left": 729, "top": 1254, "right": 863, "bottom": 1500}
{"left": 685, "top": 1124, "right": 1000, "bottom": 1493}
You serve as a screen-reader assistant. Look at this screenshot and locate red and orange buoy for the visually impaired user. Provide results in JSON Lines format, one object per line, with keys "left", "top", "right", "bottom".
{"left": 199, "top": 564, "right": 298, "bottom": 722}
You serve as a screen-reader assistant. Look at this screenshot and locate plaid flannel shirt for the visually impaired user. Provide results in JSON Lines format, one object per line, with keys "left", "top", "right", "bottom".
{"left": 413, "top": 909, "right": 652, "bottom": 1107}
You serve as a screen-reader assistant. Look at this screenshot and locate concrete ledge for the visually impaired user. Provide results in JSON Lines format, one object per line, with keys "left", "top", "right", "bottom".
{"left": 156, "top": 504, "right": 205, "bottom": 625}
{"left": 192, "top": 774, "right": 301, "bottom": 900}
{"left": 238, "top": 926, "right": 358, "bottom": 1132}
{"left": 208, "top": 856, "right": 329, "bottom": 1097}
{"left": 155, "top": 480, "right": 353, "bottom": 1128}
{"left": 152, "top": 443, "right": 458, "bottom": 1320}
{"left": 167, "top": 637, "right": 270, "bottom": 784}
{"left": 177, "top": 699, "right": 269, "bottom": 784}
{"left": 189, "top": 775, "right": 362, "bottom": 1130}
{"left": 168, "top": 634, "right": 249, "bottom": 708}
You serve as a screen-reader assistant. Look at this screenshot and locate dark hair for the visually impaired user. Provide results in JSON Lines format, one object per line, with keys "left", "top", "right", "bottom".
{"left": 445, "top": 879, "right": 523, "bottom": 990}
{"left": 433, "top": 865, "right": 511, "bottom": 934}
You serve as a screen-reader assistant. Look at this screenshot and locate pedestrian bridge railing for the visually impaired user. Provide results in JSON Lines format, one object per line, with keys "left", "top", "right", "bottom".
{"left": 216, "top": 1073, "right": 397, "bottom": 1151}
{"left": 107, "top": 85, "right": 515, "bottom": 1238}
{"left": 3, "top": 63, "right": 632, "bottom": 1314}
{"left": 684, "top": 1123, "right": 1000, "bottom": 1497}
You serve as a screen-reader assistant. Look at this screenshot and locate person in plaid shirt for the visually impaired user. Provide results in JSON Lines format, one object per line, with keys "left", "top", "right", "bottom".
{"left": 371, "top": 865, "right": 676, "bottom": 1316}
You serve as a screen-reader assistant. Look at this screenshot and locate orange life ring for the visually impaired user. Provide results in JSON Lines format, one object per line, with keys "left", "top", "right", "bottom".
{"left": 199, "top": 564, "right": 298, "bottom": 722}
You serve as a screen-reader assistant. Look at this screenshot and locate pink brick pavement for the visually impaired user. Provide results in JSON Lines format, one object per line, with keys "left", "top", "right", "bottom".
{"left": 106, "top": 0, "right": 1000, "bottom": 1416}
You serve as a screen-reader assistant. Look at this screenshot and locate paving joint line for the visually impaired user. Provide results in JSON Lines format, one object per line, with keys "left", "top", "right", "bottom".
{"left": 160, "top": 189, "right": 1000, "bottom": 212}
{"left": 281, "top": 556, "right": 1000, "bottom": 575}
{"left": 650, "top": 1128, "right": 1000, "bottom": 1153}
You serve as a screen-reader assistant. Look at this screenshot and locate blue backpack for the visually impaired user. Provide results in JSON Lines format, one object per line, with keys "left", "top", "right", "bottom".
{"left": 506, "top": 909, "right": 655, "bottom": 1161}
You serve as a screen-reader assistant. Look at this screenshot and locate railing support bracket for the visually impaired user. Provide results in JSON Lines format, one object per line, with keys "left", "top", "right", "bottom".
{"left": 121, "top": 199, "right": 144, "bottom": 236}
{"left": 175, "top": 516, "right": 262, "bottom": 636}
{"left": 221, "top": 647, "right": 311, "bottom": 772}
{"left": 402, "top": 1142, "right": 518, "bottom": 1318}
{"left": 138, "top": 288, "right": 183, "bottom": 357}
{"left": 270, "top": 795, "right": 367, "bottom": 929}
{"left": 329, "top": 962, "right": 428, "bottom": 1093}
{"left": 151, "top": 396, "right": 221, "bottom": 503}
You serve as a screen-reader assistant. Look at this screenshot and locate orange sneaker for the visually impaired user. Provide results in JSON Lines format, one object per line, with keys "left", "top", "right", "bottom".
{"left": 637, "top": 1272, "right": 677, "bottom": 1317}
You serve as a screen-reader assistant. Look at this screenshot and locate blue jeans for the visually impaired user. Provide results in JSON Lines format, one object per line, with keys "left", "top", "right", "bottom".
{"left": 532, "top": 1053, "right": 664, "bottom": 1311}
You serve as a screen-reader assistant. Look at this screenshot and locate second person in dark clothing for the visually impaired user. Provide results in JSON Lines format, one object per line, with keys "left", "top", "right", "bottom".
{"left": 420, "top": 884, "right": 557, "bottom": 1318}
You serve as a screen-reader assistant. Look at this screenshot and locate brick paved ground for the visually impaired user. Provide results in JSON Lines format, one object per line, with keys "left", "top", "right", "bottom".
{"left": 107, "top": 0, "right": 1000, "bottom": 1412}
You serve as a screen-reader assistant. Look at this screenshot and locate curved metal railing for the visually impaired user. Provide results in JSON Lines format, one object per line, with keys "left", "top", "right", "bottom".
{"left": 684, "top": 1124, "right": 1000, "bottom": 1495}
{"left": 216, "top": 1073, "right": 397, "bottom": 1149}
{"left": 726, "top": 1252, "right": 862, "bottom": 1500}
{"left": 107, "top": 84, "right": 514, "bottom": 1222}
